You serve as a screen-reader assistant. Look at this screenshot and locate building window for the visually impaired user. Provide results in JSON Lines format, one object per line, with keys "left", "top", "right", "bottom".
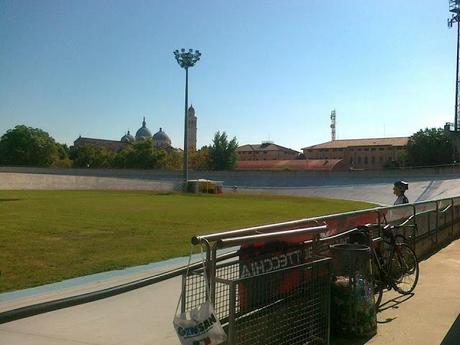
{"left": 358, "top": 157, "right": 362, "bottom": 163}
{"left": 379, "top": 147, "right": 384, "bottom": 151}
{"left": 371, "top": 156, "right": 375, "bottom": 164}
{"left": 371, "top": 148, "right": 376, "bottom": 151}
{"left": 364, "top": 157, "right": 368, "bottom": 164}
{"left": 350, "top": 158, "right": 353, "bottom": 164}
{"left": 379, "top": 157, "right": 383, "bottom": 163}
{"left": 364, "top": 148, "right": 369, "bottom": 151}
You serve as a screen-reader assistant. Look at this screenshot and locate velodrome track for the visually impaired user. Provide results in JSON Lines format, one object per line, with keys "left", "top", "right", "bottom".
{"left": 1, "top": 169, "right": 460, "bottom": 205}
{"left": 236, "top": 177, "right": 460, "bottom": 205}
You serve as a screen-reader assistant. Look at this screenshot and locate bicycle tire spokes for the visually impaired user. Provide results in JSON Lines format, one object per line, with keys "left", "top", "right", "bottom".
{"left": 389, "top": 244, "right": 419, "bottom": 294}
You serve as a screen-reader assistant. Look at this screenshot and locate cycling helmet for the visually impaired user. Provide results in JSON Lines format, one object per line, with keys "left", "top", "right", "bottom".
{"left": 394, "top": 180, "right": 409, "bottom": 191}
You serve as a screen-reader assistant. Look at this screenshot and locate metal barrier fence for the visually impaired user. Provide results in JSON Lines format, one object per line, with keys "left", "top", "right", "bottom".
{"left": 186, "top": 196, "right": 460, "bottom": 345}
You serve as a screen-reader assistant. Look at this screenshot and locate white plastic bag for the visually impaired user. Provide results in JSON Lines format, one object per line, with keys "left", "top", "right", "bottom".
{"left": 173, "top": 245, "right": 226, "bottom": 345}
{"left": 173, "top": 300, "right": 226, "bottom": 345}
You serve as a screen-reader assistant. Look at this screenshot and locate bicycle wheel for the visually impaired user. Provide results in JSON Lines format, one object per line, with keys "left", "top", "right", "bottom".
{"left": 371, "top": 257, "right": 385, "bottom": 308}
{"left": 389, "top": 243, "right": 419, "bottom": 294}
{"left": 374, "top": 277, "right": 384, "bottom": 308}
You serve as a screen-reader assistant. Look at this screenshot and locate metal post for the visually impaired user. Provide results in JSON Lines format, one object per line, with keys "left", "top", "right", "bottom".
{"left": 412, "top": 205, "right": 417, "bottom": 251}
{"left": 452, "top": 198, "right": 455, "bottom": 237}
{"left": 456, "top": 22, "right": 460, "bottom": 131}
{"left": 436, "top": 201, "right": 440, "bottom": 244}
{"left": 184, "top": 67, "right": 189, "bottom": 182}
{"left": 210, "top": 243, "right": 218, "bottom": 305}
{"left": 200, "top": 239, "right": 212, "bottom": 300}
{"left": 228, "top": 281, "right": 236, "bottom": 345}
{"left": 181, "top": 272, "right": 187, "bottom": 313}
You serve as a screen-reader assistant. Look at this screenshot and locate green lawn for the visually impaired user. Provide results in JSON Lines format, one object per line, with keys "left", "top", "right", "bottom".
{"left": 0, "top": 190, "right": 374, "bottom": 293}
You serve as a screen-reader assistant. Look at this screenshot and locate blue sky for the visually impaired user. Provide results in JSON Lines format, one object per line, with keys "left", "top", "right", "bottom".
{"left": 0, "top": 0, "right": 456, "bottom": 151}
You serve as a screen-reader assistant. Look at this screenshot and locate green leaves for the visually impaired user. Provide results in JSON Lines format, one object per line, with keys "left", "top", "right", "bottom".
{"left": 0, "top": 125, "right": 60, "bottom": 167}
{"left": 208, "top": 131, "right": 238, "bottom": 170}
{"left": 407, "top": 128, "right": 456, "bottom": 166}
{"left": 71, "top": 144, "right": 115, "bottom": 168}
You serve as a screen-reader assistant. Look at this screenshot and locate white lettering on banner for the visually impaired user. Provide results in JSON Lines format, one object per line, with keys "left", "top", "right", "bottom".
{"left": 304, "top": 246, "right": 313, "bottom": 260}
{"left": 240, "top": 249, "right": 303, "bottom": 278}
{"left": 264, "top": 258, "right": 273, "bottom": 272}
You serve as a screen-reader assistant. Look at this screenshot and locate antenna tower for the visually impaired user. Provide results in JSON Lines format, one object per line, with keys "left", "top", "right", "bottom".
{"left": 330, "top": 109, "right": 336, "bottom": 141}
{"left": 449, "top": 0, "right": 460, "bottom": 131}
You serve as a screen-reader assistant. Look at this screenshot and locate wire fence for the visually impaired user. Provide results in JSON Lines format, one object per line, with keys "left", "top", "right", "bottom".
{"left": 183, "top": 253, "right": 330, "bottom": 345}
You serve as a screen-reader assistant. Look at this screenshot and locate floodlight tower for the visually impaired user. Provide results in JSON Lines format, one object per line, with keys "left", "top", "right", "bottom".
{"left": 448, "top": 0, "right": 460, "bottom": 131}
{"left": 173, "top": 48, "right": 201, "bottom": 182}
{"left": 330, "top": 109, "right": 336, "bottom": 141}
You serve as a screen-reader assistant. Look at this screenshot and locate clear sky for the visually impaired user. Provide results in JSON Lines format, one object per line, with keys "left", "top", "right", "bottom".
{"left": 0, "top": 0, "right": 456, "bottom": 151}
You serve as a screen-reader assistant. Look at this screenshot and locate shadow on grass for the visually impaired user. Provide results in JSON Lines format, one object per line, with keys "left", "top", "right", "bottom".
{"left": 0, "top": 198, "right": 20, "bottom": 202}
{"left": 441, "top": 314, "right": 460, "bottom": 345}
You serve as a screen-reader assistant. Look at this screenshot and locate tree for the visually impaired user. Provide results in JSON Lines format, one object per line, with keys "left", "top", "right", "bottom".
{"left": 0, "top": 125, "right": 59, "bottom": 166}
{"left": 208, "top": 131, "right": 238, "bottom": 170}
{"left": 407, "top": 128, "right": 456, "bottom": 166}
{"left": 190, "top": 147, "right": 211, "bottom": 170}
{"left": 53, "top": 143, "right": 72, "bottom": 168}
{"left": 160, "top": 149, "right": 182, "bottom": 170}
{"left": 71, "top": 144, "right": 115, "bottom": 168}
{"left": 114, "top": 140, "right": 166, "bottom": 169}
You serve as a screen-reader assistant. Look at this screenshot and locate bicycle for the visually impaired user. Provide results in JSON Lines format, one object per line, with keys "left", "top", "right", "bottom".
{"left": 351, "top": 224, "right": 419, "bottom": 308}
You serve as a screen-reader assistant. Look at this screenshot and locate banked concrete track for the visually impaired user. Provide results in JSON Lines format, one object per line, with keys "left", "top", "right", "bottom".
{"left": 1, "top": 167, "right": 460, "bottom": 205}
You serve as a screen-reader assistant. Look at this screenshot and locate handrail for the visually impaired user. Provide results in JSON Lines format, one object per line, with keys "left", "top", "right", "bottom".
{"left": 192, "top": 207, "right": 382, "bottom": 245}
{"left": 217, "top": 225, "right": 327, "bottom": 248}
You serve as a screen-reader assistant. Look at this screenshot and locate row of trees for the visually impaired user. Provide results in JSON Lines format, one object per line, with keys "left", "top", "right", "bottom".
{"left": 0, "top": 125, "right": 458, "bottom": 170}
{"left": 0, "top": 125, "right": 239, "bottom": 170}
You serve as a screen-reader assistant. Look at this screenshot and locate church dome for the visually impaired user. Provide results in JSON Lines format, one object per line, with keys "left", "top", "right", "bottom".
{"left": 152, "top": 128, "right": 171, "bottom": 147}
{"left": 121, "top": 130, "right": 135, "bottom": 143}
{"left": 135, "top": 117, "right": 152, "bottom": 140}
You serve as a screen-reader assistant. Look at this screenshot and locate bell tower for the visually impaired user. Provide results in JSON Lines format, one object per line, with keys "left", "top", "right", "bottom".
{"left": 187, "top": 105, "right": 197, "bottom": 151}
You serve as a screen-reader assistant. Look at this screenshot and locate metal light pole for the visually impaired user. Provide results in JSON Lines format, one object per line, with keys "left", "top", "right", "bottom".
{"left": 449, "top": 0, "right": 460, "bottom": 131}
{"left": 174, "top": 48, "right": 201, "bottom": 183}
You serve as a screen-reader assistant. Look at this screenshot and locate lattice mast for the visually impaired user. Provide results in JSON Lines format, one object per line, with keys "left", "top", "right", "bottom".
{"left": 330, "top": 109, "right": 336, "bottom": 141}
{"left": 449, "top": 0, "right": 460, "bottom": 131}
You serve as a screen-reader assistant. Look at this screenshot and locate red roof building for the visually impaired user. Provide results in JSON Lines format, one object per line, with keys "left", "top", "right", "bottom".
{"left": 236, "top": 159, "right": 347, "bottom": 171}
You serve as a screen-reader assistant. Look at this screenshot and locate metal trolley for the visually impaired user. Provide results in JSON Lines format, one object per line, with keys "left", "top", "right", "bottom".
{"left": 183, "top": 226, "right": 331, "bottom": 345}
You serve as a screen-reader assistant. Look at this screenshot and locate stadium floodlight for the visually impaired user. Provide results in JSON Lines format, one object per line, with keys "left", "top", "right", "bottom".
{"left": 449, "top": 0, "right": 460, "bottom": 131}
{"left": 173, "top": 49, "right": 201, "bottom": 182}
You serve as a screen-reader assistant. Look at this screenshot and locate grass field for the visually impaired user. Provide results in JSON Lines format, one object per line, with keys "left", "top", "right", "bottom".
{"left": 0, "top": 190, "right": 375, "bottom": 293}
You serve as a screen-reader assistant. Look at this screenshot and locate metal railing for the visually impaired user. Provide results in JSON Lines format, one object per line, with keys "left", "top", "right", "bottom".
{"left": 188, "top": 195, "right": 460, "bottom": 345}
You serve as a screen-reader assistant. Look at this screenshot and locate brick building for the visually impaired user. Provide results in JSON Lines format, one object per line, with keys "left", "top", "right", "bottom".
{"left": 236, "top": 142, "right": 300, "bottom": 161}
{"left": 302, "top": 137, "right": 409, "bottom": 169}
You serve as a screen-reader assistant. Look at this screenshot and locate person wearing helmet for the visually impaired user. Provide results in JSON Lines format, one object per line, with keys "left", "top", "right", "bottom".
{"left": 393, "top": 181, "right": 409, "bottom": 205}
